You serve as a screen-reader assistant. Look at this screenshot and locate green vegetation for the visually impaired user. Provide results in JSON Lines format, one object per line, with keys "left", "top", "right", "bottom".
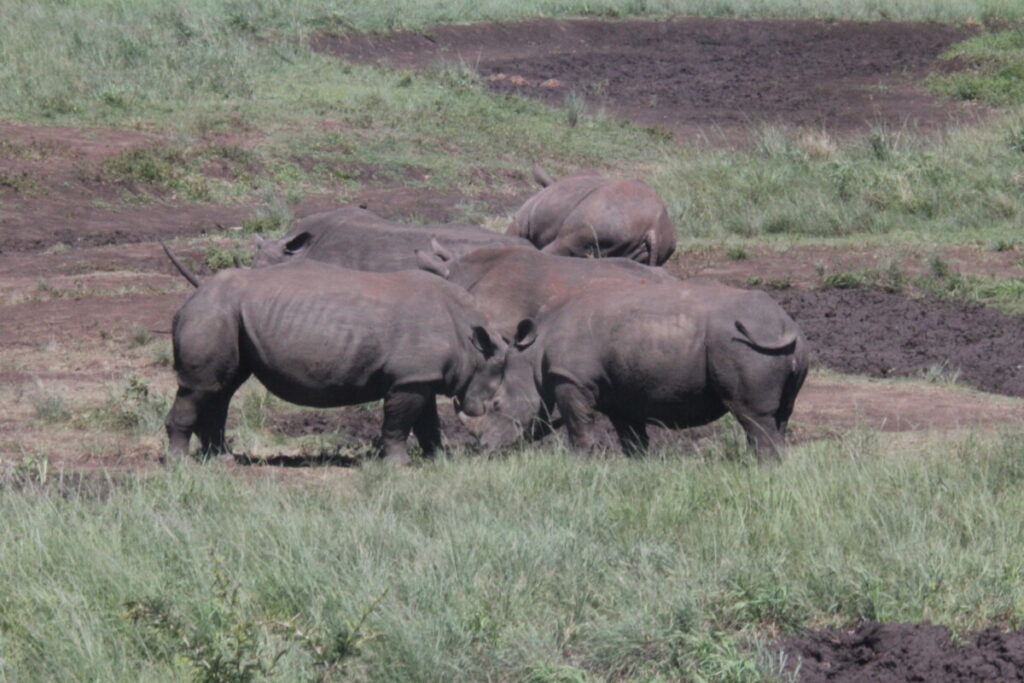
{"left": 3, "top": 3, "right": 1023, "bottom": 245}
{"left": 931, "top": 28, "right": 1024, "bottom": 105}
{"left": 815, "top": 258, "right": 1024, "bottom": 313}
{"left": 1, "top": 431, "right": 1023, "bottom": 679}
{"left": 655, "top": 123, "right": 1024, "bottom": 244}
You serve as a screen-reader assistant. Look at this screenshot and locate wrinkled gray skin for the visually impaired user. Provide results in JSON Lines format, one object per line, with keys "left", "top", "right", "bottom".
{"left": 165, "top": 260, "right": 511, "bottom": 464}
{"left": 464, "top": 280, "right": 809, "bottom": 461}
{"left": 507, "top": 165, "right": 677, "bottom": 265}
{"left": 252, "top": 205, "right": 533, "bottom": 271}
{"left": 416, "top": 243, "right": 675, "bottom": 339}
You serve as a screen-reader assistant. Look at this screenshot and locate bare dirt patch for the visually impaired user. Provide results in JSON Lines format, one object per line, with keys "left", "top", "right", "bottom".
{"left": 775, "top": 287, "right": 1024, "bottom": 398}
{"left": 317, "top": 17, "right": 985, "bottom": 142}
{"left": 782, "top": 621, "right": 1024, "bottom": 682}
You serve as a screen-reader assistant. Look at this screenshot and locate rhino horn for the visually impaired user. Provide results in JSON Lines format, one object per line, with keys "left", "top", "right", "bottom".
{"left": 159, "top": 239, "right": 200, "bottom": 288}
{"left": 430, "top": 237, "right": 455, "bottom": 263}
{"left": 532, "top": 163, "right": 556, "bottom": 188}
{"left": 416, "top": 248, "right": 451, "bottom": 279}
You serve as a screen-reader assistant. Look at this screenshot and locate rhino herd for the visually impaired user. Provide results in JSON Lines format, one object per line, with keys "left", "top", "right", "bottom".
{"left": 163, "top": 166, "right": 808, "bottom": 464}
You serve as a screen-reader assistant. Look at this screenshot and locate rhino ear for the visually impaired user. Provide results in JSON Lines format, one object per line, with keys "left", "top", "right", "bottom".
{"left": 470, "top": 325, "right": 499, "bottom": 358}
{"left": 431, "top": 237, "right": 455, "bottom": 263}
{"left": 512, "top": 319, "right": 537, "bottom": 349}
{"left": 416, "top": 249, "right": 451, "bottom": 278}
{"left": 283, "top": 232, "right": 312, "bottom": 256}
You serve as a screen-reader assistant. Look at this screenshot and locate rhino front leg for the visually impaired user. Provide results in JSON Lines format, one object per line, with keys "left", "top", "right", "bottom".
{"left": 552, "top": 378, "right": 600, "bottom": 454}
{"left": 378, "top": 384, "right": 435, "bottom": 465}
{"left": 412, "top": 392, "right": 443, "bottom": 458}
{"left": 610, "top": 416, "right": 649, "bottom": 456}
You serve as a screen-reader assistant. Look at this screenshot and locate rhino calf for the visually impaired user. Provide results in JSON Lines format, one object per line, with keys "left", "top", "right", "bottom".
{"left": 165, "top": 261, "right": 511, "bottom": 464}
{"left": 465, "top": 280, "right": 808, "bottom": 460}
{"left": 253, "top": 205, "right": 533, "bottom": 271}
{"left": 507, "top": 165, "right": 677, "bottom": 266}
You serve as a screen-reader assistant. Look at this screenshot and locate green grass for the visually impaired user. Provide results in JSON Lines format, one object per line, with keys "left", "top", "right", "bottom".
{"left": 3, "top": 3, "right": 1024, "bottom": 247}
{"left": 931, "top": 28, "right": 1024, "bottom": 105}
{"left": 1, "top": 430, "right": 1023, "bottom": 679}
{"left": 814, "top": 256, "right": 1024, "bottom": 313}
{"left": 655, "top": 121, "right": 1024, "bottom": 245}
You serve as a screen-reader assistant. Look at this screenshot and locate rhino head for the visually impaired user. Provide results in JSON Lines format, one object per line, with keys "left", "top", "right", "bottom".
{"left": 455, "top": 324, "right": 513, "bottom": 418}
{"left": 457, "top": 319, "right": 548, "bottom": 449}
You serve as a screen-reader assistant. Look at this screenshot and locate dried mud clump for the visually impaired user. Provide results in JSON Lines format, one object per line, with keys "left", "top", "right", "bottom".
{"left": 782, "top": 621, "right": 1024, "bottom": 681}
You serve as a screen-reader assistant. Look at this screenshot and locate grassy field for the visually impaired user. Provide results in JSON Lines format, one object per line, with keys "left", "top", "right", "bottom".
{"left": 4, "top": 2, "right": 1024, "bottom": 254}
{"left": 3, "top": 431, "right": 1024, "bottom": 681}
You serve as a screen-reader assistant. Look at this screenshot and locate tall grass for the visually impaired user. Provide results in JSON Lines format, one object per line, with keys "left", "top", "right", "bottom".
{"left": 2, "top": 430, "right": 1023, "bottom": 679}
{"left": 657, "top": 121, "right": 1024, "bottom": 243}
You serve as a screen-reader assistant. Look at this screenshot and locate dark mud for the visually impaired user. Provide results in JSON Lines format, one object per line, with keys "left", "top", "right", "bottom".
{"left": 318, "top": 18, "right": 983, "bottom": 141}
{"left": 775, "top": 287, "right": 1024, "bottom": 398}
{"left": 783, "top": 621, "right": 1024, "bottom": 682}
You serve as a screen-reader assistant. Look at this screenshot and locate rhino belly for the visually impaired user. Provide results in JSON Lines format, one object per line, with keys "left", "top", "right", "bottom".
{"left": 239, "top": 300, "right": 392, "bottom": 407}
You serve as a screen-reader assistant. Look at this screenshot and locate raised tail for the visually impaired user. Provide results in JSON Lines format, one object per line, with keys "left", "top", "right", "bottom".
{"left": 532, "top": 163, "right": 556, "bottom": 188}
{"left": 160, "top": 240, "right": 200, "bottom": 288}
{"left": 732, "top": 320, "right": 798, "bottom": 355}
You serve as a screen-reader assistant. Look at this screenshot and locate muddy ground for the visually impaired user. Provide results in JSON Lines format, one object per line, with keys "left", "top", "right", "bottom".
{"left": 1, "top": 16, "right": 1022, "bottom": 680}
{"left": 318, "top": 17, "right": 986, "bottom": 141}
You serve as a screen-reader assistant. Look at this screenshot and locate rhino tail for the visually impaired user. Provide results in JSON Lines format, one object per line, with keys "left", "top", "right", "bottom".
{"left": 532, "top": 163, "right": 556, "bottom": 188}
{"left": 160, "top": 239, "right": 200, "bottom": 288}
{"left": 732, "top": 320, "right": 797, "bottom": 355}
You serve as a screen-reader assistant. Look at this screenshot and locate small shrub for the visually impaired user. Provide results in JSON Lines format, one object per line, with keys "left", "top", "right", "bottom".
{"left": 240, "top": 194, "right": 293, "bottom": 236}
{"left": 819, "top": 269, "right": 868, "bottom": 290}
{"left": 100, "top": 376, "right": 169, "bottom": 435}
{"left": 928, "top": 254, "right": 952, "bottom": 279}
{"left": 128, "top": 324, "right": 153, "bottom": 348}
{"left": 151, "top": 342, "right": 174, "bottom": 368}
{"left": 725, "top": 247, "right": 749, "bottom": 261}
{"left": 921, "top": 361, "right": 962, "bottom": 386}
{"left": 101, "top": 145, "right": 186, "bottom": 185}
{"left": 564, "top": 91, "right": 587, "bottom": 128}
{"left": 28, "top": 385, "right": 72, "bottom": 423}
{"left": 203, "top": 244, "right": 252, "bottom": 272}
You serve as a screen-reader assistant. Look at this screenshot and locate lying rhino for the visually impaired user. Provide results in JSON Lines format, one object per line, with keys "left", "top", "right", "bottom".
{"left": 165, "top": 259, "right": 512, "bottom": 464}
{"left": 253, "top": 205, "right": 533, "bottom": 271}
{"left": 507, "top": 165, "right": 677, "bottom": 265}
{"left": 416, "top": 242, "right": 674, "bottom": 338}
{"left": 463, "top": 280, "right": 808, "bottom": 460}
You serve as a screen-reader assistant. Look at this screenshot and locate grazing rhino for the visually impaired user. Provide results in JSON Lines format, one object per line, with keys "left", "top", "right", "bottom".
{"left": 416, "top": 242, "right": 674, "bottom": 339}
{"left": 507, "top": 165, "right": 677, "bottom": 265}
{"left": 252, "top": 205, "right": 533, "bottom": 271}
{"left": 164, "top": 259, "right": 513, "bottom": 464}
{"left": 461, "top": 280, "right": 808, "bottom": 460}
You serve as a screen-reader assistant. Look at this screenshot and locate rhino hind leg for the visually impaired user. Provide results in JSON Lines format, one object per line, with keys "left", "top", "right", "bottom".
{"left": 730, "top": 410, "right": 786, "bottom": 462}
{"left": 165, "top": 372, "right": 249, "bottom": 459}
{"left": 378, "top": 384, "right": 437, "bottom": 465}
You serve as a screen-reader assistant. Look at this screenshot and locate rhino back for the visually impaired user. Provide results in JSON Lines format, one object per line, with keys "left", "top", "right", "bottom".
{"left": 510, "top": 175, "right": 610, "bottom": 244}
{"left": 542, "top": 286, "right": 710, "bottom": 400}
{"left": 237, "top": 264, "right": 465, "bottom": 404}
{"left": 451, "top": 248, "right": 671, "bottom": 337}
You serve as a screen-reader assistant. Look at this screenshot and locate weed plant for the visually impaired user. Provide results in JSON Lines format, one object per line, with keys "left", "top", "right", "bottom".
{"left": 1, "top": 430, "right": 1023, "bottom": 679}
